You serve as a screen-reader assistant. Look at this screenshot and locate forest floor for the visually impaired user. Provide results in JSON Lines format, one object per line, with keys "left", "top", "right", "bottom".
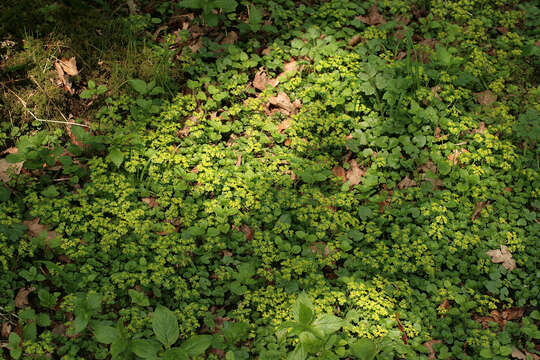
{"left": 1, "top": 0, "right": 539, "bottom": 359}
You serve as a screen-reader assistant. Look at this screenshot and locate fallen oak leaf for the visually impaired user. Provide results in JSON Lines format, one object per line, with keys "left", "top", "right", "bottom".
{"left": 240, "top": 224, "right": 254, "bottom": 241}
{"left": 142, "top": 197, "right": 159, "bottom": 208}
{"left": 268, "top": 92, "right": 296, "bottom": 114}
{"left": 23, "top": 218, "right": 57, "bottom": 243}
{"left": 277, "top": 118, "right": 291, "bottom": 133}
{"left": 348, "top": 34, "right": 363, "bottom": 46}
{"left": 54, "top": 61, "right": 74, "bottom": 95}
{"left": 512, "top": 348, "right": 540, "bottom": 360}
{"left": 486, "top": 245, "right": 516, "bottom": 271}
{"left": 346, "top": 159, "right": 365, "bottom": 186}
{"left": 423, "top": 339, "right": 442, "bottom": 360}
{"left": 476, "top": 90, "right": 497, "bottom": 106}
{"left": 356, "top": 4, "right": 386, "bottom": 25}
{"left": 253, "top": 68, "right": 279, "bottom": 91}
{"left": 471, "top": 201, "right": 486, "bottom": 220}
{"left": 397, "top": 175, "right": 416, "bottom": 189}
{"left": 58, "top": 57, "right": 79, "bottom": 76}
{"left": 15, "top": 287, "right": 36, "bottom": 308}
{"left": 332, "top": 166, "right": 346, "bottom": 181}
{"left": 0, "top": 158, "right": 23, "bottom": 183}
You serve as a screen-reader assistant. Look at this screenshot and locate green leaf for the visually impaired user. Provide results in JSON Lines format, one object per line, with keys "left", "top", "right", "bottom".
{"left": 178, "top": 0, "right": 203, "bottom": 9}
{"left": 87, "top": 292, "right": 102, "bottom": 310}
{"left": 22, "top": 322, "right": 37, "bottom": 341}
{"left": 479, "top": 347, "right": 492, "bottom": 358}
{"left": 180, "top": 335, "right": 213, "bottom": 356}
{"left": 152, "top": 305, "right": 179, "bottom": 348}
{"left": 36, "top": 313, "right": 51, "bottom": 327}
{"left": 0, "top": 185, "right": 10, "bottom": 201}
{"left": 350, "top": 338, "right": 378, "bottom": 360}
{"left": 131, "top": 339, "right": 162, "bottom": 359}
{"left": 42, "top": 185, "right": 59, "bottom": 198}
{"left": 293, "top": 294, "right": 314, "bottom": 326}
{"left": 88, "top": 80, "right": 96, "bottom": 89}
{"left": 80, "top": 89, "right": 94, "bottom": 99}
{"left": 287, "top": 344, "right": 306, "bottom": 360}
{"left": 97, "top": 85, "right": 107, "bottom": 95}
{"left": 93, "top": 324, "right": 118, "bottom": 344}
{"left": 213, "top": 0, "right": 237, "bottom": 12}
{"left": 107, "top": 148, "right": 124, "bottom": 167}
{"left": 161, "top": 348, "right": 189, "bottom": 360}
{"left": 71, "top": 315, "right": 89, "bottom": 334}
{"left": 312, "top": 314, "right": 343, "bottom": 336}
{"left": 5, "top": 153, "right": 24, "bottom": 163}
{"left": 129, "top": 289, "right": 150, "bottom": 307}
{"left": 128, "top": 79, "right": 148, "bottom": 95}
{"left": 412, "top": 135, "right": 426, "bottom": 148}
{"left": 249, "top": 5, "right": 263, "bottom": 29}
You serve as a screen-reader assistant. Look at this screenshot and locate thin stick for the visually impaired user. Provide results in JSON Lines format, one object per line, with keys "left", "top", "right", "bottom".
{"left": 4, "top": 86, "right": 89, "bottom": 128}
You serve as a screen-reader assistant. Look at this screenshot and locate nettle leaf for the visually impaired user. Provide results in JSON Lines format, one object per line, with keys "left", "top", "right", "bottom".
{"left": 131, "top": 339, "right": 162, "bottom": 359}
{"left": 107, "top": 148, "right": 124, "bottom": 167}
{"left": 128, "top": 79, "right": 148, "bottom": 95}
{"left": 93, "top": 323, "right": 118, "bottom": 344}
{"left": 350, "top": 338, "right": 378, "bottom": 360}
{"left": 152, "top": 305, "right": 179, "bottom": 347}
{"left": 180, "top": 334, "right": 213, "bottom": 357}
{"left": 312, "top": 314, "right": 343, "bottom": 336}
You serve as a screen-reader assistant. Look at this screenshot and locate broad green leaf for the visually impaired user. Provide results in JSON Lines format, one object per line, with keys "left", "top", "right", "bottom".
{"left": 178, "top": 0, "right": 203, "bottom": 9}
{"left": 93, "top": 324, "right": 118, "bottom": 344}
{"left": 312, "top": 314, "right": 343, "bottom": 336}
{"left": 180, "top": 334, "right": 212, "bottom": 356}
{"left": 128, "top": 79, "right": 148, "bottom": 95}
{"left": 71, "top": 315, "right": 89, "bottom": 334}
{"left": 350, "top": 338, "right": 378, "bottom": 360}
{"left": 107, "top": 148, "right": 124, "bottom": 167}
{"left": 293, "top": 294, "right": 314, "bottom": 326}
{"left": 87, "top": 292, "right": 102, "bottom": 310}
{"left": 287, "top": 344, "right": 306, "bottom": 360}
{"left": 161, "top": 347, "right": 189, "bottom": 360}
{"left": 152, "top": 305, "right": 179, "bottom": 347}
{"left": 213, "top": 0, "right": 237, "bottom": 12}
{"left": 80, "top": 89, "right": 94, "bottom": 99}
{"left": 412, "top": 135, "right": 426, "bottom": 148}
{"left": 131, "top": 339, "right": 162, "bottom": 359}
{"left": 5, "top": 153, "right": 24, "bottom": 163}
{"left": 88, "top": 80, "right": 96, "bottom": 89}
{"left": 36, "top": 313, "right": 51, "bottom": 327}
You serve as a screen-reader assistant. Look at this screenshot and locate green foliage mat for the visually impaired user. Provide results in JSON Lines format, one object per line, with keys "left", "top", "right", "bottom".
{"left": 1, "top": 0, "right": 540, "bottom": 359}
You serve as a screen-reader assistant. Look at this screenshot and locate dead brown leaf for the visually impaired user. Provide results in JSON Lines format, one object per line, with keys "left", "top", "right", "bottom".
{"left": 277, "top": 118, "right": 290, "bottom": 133}
{"left": 240, "top": 224, "right": 254, "bottom": 241}
{"left": 282, "top": 59, "right": 298, "bottom": 74}
{"left": 23, "top": 218, "right": 57, "bottom": 242}
{"left": 142, "top": 197, "right": 159, "bottom": 208}
{"left": 431, "top": 85, "right": 442, "bottom": 101}
{"left": 332, "top": 166, "right": 346, "bottom": 181}
{"left": 1, "top": 322, "right": 11, "bottom": 338}
{"left": 512, "top": 347, "right": 540, "bottom": 360}
{"left": 1, "top": 147, "right": 18, "bottom": 155}
{"left": 472, "top": 201, "right": 486, "bottom": 220}
{"left": 346, "top": 159, "right": 365, "bottom": 186}
{"left": 423, "top": 340, "right": 442, "bottom": 360}
{"left": 58, "top": 57, "right": 78, "bottom": 76}
{"left": 439, "top": 299, "right": 450, "bottom": 310}
{"left": 0, "top": 158, "right": 23, "bottom": 183}
{"left": 435, "top": 126, "right": 441, "bottom": 140}
{"left": 15, "top": 287, "right": 36, "bottom": 308}
{"left": 222, "top": 250, "right": 233, "bottom": 257}
{"left": 221, "top": 31, "right": 238, "bottom": 45}
{"left": 471, "top": 122, "right": 487, "bottom": 134}
{"left": 235, "top": 153, "right": 242, "bottom": 166}
{"left": 253, "top": 68, "right": 279, "bottom": 91}
{"left": 502, "top": 307, "right": 525, "bottom": 321}
{"left": 310, "top": 242, "right": 332, "bottom": 257}
{"left": 486, "top": 245, "right": 516, "bottom": 271}
{"left": 268, "top": 92, "right": 296, "bottom": 113}
{"left": 476, "top": 90, "right": 497, "bottom": 106}
{"left": 448, "top": 148, "right": 469, "bottom": 165}
{"left": 348, "top": 34, "right": 363, "bottom": 47}
{"left": 397, "top": 176, "right": 416, "bottom": 189}
{"left": 54, "top": 61, "right": 74, "bottom": 95}
{"left": 356, "top": 5, "right": 386, "bottom": 25}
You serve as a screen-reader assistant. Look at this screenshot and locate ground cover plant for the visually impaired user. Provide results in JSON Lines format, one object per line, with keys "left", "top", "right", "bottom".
{"left": 1, "top": 0, "right": 539, "bottom": 359}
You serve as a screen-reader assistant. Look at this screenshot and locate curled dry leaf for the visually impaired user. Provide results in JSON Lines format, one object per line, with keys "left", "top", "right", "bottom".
{"left": 0, "top": 158, "right": 23, "bottom": 183}
{"left": 221, "top": 31, "right": 238, "bottom": 45}
{"left": 476, "top": 90, "right": 497, "bottom": 106}
{"left": 1, "top": 322, "right": 11, "bottom": 338}
{"left": 58, "top": 57, "right": 79, "bottom": 76}
{"left": 240, "top": 224, "right": 254, "bottom": 240}
{"left": 398, "top": 176, "right": 416, "bottom": 189}
{"left": 23, "top": 218, "right": 57, "bottom": 242}
{"left": 356, "top": 4, "right": 386, "bottom": 25}
{"left": 435, "top": 126, "right": 442, "bottom": 140}
{"left": 424, "top": 339, "right": 442, "bottom": 360}
{"left": 15, "top": 287, "right": 36, "bottom": 308}
{"left": 277, "top": 118, "right": 290, "bottom": 133}
{"left": 268, "top": 92, "right": 296, "bottom": 114}
{"left": 512, "top": 348, "right": 540, "bottom": 360}
{"left": 486, "top": 245, "right": 516, "bottom": 271}
{"left": 348, "top": 34, "right": 363, "bottom": 47}
{"left": 142, "top": 197, "right": 159, "bottom": 208}
{"left": 54, "top": 61, "right": 74, "bottom": 95}
{"left": 253, "top": 68, "right": 279, "bottom": 91}
{"left": 439, "top": 299, "right": 450, "bottom": 310}
{"left": 346, "top": 159, "right": 366, "bottom": 186}
{"left": 448, "top": 148, "right": 469, "bottom": 165}
{"left": 235, "top": 153, "right": 242, "bottom": 166}
{"left": 471, "top": 201, "right": 486, "bottom": 220}
{"left": 332, "top": 166, "right": 346, "bottom": 181}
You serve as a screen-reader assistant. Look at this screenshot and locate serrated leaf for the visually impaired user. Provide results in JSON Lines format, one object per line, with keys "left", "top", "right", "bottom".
{"left": 180, "top": 335, "right": 212, "bottom": 356}
{"left": 131, "top": 339, "right": 162, "bottom": 359}
{"left": 152, "top": 305, "right": 179, "bottom": 347}
{"left": 350, "top": 338, "right": 378, "bottom": 360}
{"left": 128, "top": 79, "right": 148, "bottom": 95}
{"left": 312, "top": 314, "right": 343, "bottom": 336}
{"left": 107, "top": 148, "right": 124, "bottom": 167}
{"left": 93, "top": 324, "right": 118, "bottom": 344}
